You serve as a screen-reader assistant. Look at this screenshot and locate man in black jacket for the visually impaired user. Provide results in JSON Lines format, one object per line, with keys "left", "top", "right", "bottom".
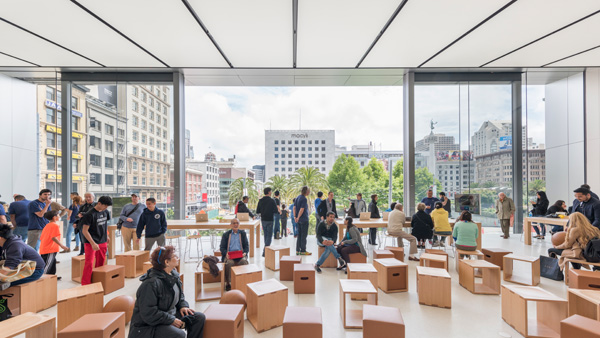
{"left": 314, "top": 212, "right": 344, "bottom": 273}
{"left": 219, "top": 218, "right": 250, "bottom": 291}
{"left": 256, "top": 187, "right": 277, "bottom": 257}
{"left": 75, "top": 192, "right": 96, "bottom": 255}
{"left": 235, "top": 196, "right": 255, "bottom": 218}
{"left": 573, "top": 187, "right": 600, "bottom": 229}
{"left": 317, "top": 191, "right": 338, "bottom": 221}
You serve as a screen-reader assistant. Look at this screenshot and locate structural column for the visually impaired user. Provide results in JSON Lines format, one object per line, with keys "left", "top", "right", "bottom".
{"left": 173, "top": 72, "right": 186, "bottom": 219}
{"left": 403, "top": 72, "right": 415, "bottom": 216}
{"left": 511, "top": 80, "right": 523, "bottom": 233}
{"left": 60, "top": 80, "right": 73, "bottom": 210}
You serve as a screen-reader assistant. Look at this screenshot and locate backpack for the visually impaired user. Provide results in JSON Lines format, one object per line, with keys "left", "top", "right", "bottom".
{"left": 0, "top": 294, "right": 13, "bottom": 321}
{"left": 583, "top": 237, "right": 600, "bottom": 263}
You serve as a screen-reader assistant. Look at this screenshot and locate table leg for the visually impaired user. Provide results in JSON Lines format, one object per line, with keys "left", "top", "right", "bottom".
{"left": 108, "top": 228, "right": 116, "bottom": 259}
{"left": 256, "top": 223, "right": 260, "bottom": 249}
{"left": 249, "top": 226, "right": 255, "bottom": 258}
{"left": 524, "top": 219, "right": 532, "bottom": 245}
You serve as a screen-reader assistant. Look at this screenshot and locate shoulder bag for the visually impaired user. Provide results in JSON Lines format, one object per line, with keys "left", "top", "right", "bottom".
{"left": 0, "top": 260, "right": 36, "bottom": 283}
{"left": 540, "top": 255, "right": 564, "bottom": 281}
{"left": 0, "top": 294, "right": 13, "bottom": 321}
{"left": 116, "top": 203, "right": 141, "bottom": 230}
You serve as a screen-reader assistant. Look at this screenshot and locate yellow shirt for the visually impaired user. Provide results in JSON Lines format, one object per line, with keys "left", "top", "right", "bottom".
{"left": 431, "top": 208, "right": 451, "bottom": 232}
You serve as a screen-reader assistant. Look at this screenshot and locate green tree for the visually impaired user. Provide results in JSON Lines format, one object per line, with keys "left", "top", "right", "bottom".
{"left": 390, "top": 158, "right": 404, "bottom": 203}
{"left": 290, "top": 167, "right": 330, "bottom": 203}
{"left": 266, "top": 175, "right": 296, "bottom": 205}
{"left": 363, "top": 157, "right": 386, "bottom": 182}
{"left": 327, "top": 154, "right": 365, "bottom": 204}
{"left": 414, "top": 167, "right": 442, "bottom": 202}
{"left": 227, "top": 178, "right": 259, "bottom": 209}
{"left": 528, "top": 179, "right": 546, "bottom": 195}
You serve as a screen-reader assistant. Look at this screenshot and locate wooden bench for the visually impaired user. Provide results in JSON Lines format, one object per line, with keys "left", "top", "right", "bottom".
{"left": 568, "top": 289, "right": 600, "bottom": 320}
{"left": 0, "top": 312, "right": 56, "bottom": 338}
{"left": 247, "top": 279, "right": 288, "bottom": 333}
{"left": 503, "top": 254, "right": 540, "bottom": 286}
{"left": 563, "top": 259, "right": 600, "bottom": 285}
{"left": 115, "top": 250, "right": 149, "bottom": 278}
{"left": 339, "top": 279, "right": 378, "bottom": 329}
{"left": 0, "top": 274, "right": 57, "bottom": 315}
{"left": 57, "top": 282, "right": 104, "bottom": 331}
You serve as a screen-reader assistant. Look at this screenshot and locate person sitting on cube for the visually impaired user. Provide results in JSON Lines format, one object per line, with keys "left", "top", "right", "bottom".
{"left": 219, "top": 218, "right": 250, "bottom": 291}
{"left": 314, "top": 212, "right": 345, "bottom": 273}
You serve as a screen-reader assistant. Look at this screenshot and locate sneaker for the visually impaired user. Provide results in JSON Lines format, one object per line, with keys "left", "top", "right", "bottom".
{"left": 74, "top": 246, "right": 79, "bottom": 251}
{"left": 57, "top": 276, "right": 62, "bottom": 281}
{"left": 299, "top": 251, "right": 312, "bottom": 256}
{"left": 225, "top": 284, "right": 231, "bottom": 291}
{"left": 336, "top": 264, "right": 346, "bottom": 271}
{"left": 315, "top": 265, "right": 322, "bottom": 273}
{"left": 337, "top": 257, "right": 346, "bottom": 267}
{"left": 296, "top": 251, "right": 301, "bottom": 255}
{"left": 432, "top": 241, "right": 440, "bottom": 246}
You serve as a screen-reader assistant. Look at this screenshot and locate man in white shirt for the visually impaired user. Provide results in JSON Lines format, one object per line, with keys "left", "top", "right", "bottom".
{"left": 387, "top": 203, "right": 418, "bottom": 261}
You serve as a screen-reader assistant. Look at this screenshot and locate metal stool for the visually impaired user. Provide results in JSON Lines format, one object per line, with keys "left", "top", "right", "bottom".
{"left": 184, "top": 231, "right": 204, "bottom": 263}
{"left": 383, "top": 231, "right": 400, "bottom": 248}
{"left": 166, "top": 230, "right": 184, "bottom": 258}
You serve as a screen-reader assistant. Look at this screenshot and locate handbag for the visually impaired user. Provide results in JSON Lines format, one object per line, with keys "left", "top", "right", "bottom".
{"left": 0, "top": 294, "right": 13, "bottom": 322}
{"left": 117, "top": 203, "right": 141, "bottom": 230}
{"left": 226, "top": 232, "right": 244, "bottom": 260}
{"left": 540, "top": 255, "right": 564, "bottom": 281}
{"left": 584, "top": 237, "right": 600, "bottom": 263}
{"left": 0, "top": 260, "right": 36, "bottom": 283}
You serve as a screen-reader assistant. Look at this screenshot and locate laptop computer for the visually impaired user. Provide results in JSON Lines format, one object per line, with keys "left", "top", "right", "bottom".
{"left": 195, "top": 213, "right": 208, "bottom": 222}
{"left": 382, "top": 212, "right": 390, "bottom": 221}
{"left": 359, "top": 212, "right": 371, "bottom": 221}
{"left": 237, "top": 213, "right": 249, "bottom": 221}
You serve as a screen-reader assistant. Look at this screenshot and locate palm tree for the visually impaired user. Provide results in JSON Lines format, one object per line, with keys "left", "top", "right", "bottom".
{"left": 227, "top": 178, "right": 259, "bottom": 210}
{"left": 290, "top": 167, "right": 330, "bottom": 204}
{"left": 266, "top": 175, "right": 294, "bottom": 205}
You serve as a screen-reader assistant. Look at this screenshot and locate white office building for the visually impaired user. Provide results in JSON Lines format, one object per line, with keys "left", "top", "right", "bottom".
{"left": 265, "top": 130, "right": 335, "bottom": 180}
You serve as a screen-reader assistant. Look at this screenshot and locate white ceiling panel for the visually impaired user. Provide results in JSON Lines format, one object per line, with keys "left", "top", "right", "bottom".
{"left": 78, "top": 0, "right": 229, "bottom": 67}
{"left": 0, "top": 21, "right": 98, "bottom": 67}
{"left": 548, "top": 47, "right": 600, "bottom": 67}
{"left": 297, "top": 0, "right": 402, "bottom": 68}
{"left": 185, "top": 76, "right": 243, "bottom": 86}
{"left": 0, "top": 53, "right": 36, "bottom": 67}
{"left": 345, "top": 75, "right": 403, "bottom": 86}
{"left": 361, "top": 0, "right": 509, "bottom": 68}
{"left": 294, "top": 76, "right": 350, "bottom": 86}
{"left": 487, "top": 13, "right": 600, "bottom": 67}
{"left": 427, "top": 0, "right": 600, "bottom": 67}
{"left": 187, "top": 0, "right": 292, "bottom": 68}
{"left": 240, "top": 76, "right": 295, "bottom": 86}
{"left": 0, "top": 1, "right": 164, "bottom": 67}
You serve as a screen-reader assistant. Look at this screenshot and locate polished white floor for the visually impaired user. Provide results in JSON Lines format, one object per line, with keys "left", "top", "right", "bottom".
{"left": 43, "top": 228, "right": 564, "bottom": 338}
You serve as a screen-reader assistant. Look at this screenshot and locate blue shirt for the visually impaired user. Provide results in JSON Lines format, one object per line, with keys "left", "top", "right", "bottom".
{"left": 68, "top": 204, "right": 79, "bottom": 223}
{"left": 421, "top": 197, "right": 440, "bottom": 214}
{"left": 0, "top": 205, "right": 5, "bottom": 218}
{"left": 295, "top": 195, "right": 309, "bottom": 223}
{"left": 8, "top": 200, "right": 30, "bottom": 228}
{"left": 314, "top": 198, "right": 322, "bottom": 212}
{"left": 228, "top": 231, "right": 242, "bottom": 252}
{"left": 27, "top": 200, "right": 50, "bottom": 231}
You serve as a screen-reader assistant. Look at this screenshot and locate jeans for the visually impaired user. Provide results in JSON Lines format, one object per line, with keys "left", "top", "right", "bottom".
{"left": 65, "top": 221, "right": 79, "bottom": 250}
{"left": 296, "top": 221, "right": 309, "bottom": 253}
{"left": 533, "top": 223, "right": 546, "bottom": 237}
{"left": 273, "top": 214, "right": 281, "bottom": 237}
{"left": 10, "top": 268, "right": 43, "bottom": 287}
{"left": 316, "top": 244, "right": 340, "bottom": 266}
{"left": 262, "top": 221, "right": 274, "bottom": 253}
{"left": 82, "top": 242, "right": 107, "bottom": 285}
{"left": 291, "top": 216, "right": 298, "bottom": 236}
{"left": 13, "top": 226, "right": 28, "bottom": 242}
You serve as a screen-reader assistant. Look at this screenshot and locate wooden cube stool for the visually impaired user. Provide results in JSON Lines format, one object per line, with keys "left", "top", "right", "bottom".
{"left": 58, "top": 312, "right": 125, "bottom": 338}
{"left": 384, "top": 246, "right": 404, "bottom": 261}
{"left": 561, "top": 314, "right": 600, "bottom": 338}
{"left": 425, "top": 249, "right": 449, "bottom": 268}
{"left": 57, "top": 283, "right": 104, "bottom": 331}
{"left": 142, "top": 261, "right": 152, "bottom": 272}
{"left": 280, "top": 256, "right": 302, "bottom": 281}
{"left": 568, "top": 289, "right": 600, "bottom": 320}
{"left": 1, "top": 312, "right": 56, "bottom": 338}
{"left": 339, "top": 279, "right": 378, "bottom": 329}
{"left": 204, "top": 304, "right": 244, "bottom": 338}
{"left": 502, "top": 285, "right": 567, "bottom": 338}
{"left": 317, "top": 246, "right": 337, "bottom": 268}
{"left": 569, "top": 269, "right": 600, "bottom": 290}
{"left": 373, "top": 249, "right": 394, "bottom": 259}
{"left": 349, "top": 252, "right": 367, "bottom": 263}
{"left": 92, "top": 265, "right": 125, "bottom": 295}
{"left": 231, "top": 264, "right": 262, "bottom": 297}
{"left": 482, "top": 248, "right": 512, "bottom": 270}
{"left": 195, "top": 263, "right": 224, "bottom": 301}
{"left": 420, "top": 253, "right": 448, "bottom": 271}
{"left": 564, "top": 260, "right": 600, "bottom": 285}
{"left": 363, "top": 304, "right": 404, "bottom": 338}
{"left": 115, "top": 250, "right": 149, "bottom": 278}
{"left": 72, "top": 255, "right": 86, "bottom": 283}
{"left": 247, "top": 279, "right": 288, "bottom": 332}
{"left": 416, "top": 266, "right": 451, "bottom": 308}
{"left": 373, "top": 258, "right": 408, "bottom": 293}
{"left": 0, "top": 274, "right": 57, "bottom": 315}
{"left": 283, "top": 306, "right": 322, "bottom": 338}
{"left": 265, "top": 245, "right": 290, "bottom": 271}
{"left": 347, "top": 263, "right": 378, "bottom": 299}
{"left": 503, "top": 254, "right": 540, "bottom": 286}
{"left": 458, "top": 259, "right": 501, "bottom": 295}
{"left": 293, "top": 264, "right": 315, "bottom": 294}
{"left": 455, "top": 249, "right": 484, "bottom": 273}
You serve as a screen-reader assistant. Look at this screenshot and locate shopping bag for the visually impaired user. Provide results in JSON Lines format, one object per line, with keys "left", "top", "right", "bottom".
{"left": 540, "top": 255, "right": 564, "bottom": 281}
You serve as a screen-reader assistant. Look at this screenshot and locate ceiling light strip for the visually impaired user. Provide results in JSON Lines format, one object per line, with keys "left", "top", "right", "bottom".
{"left": 355, "top": 0, "right": 408, "bottom": 68}
{"left": 481, "top": 8, "right": 600, "bottom": 67}
{"left": 181, "top": 0, "right": 233, "bottom": 68}
{"left": 293, "top": 0, "right": 298, "bottom": 68}
{"left": 70, "top": 0, "right": 169, "bottom": 67}
{"left": 542, "top": 44, "right": 600, "bottom": 67}
{"left": 0, "top": 17, "right": 104, "bottom": 67}
{"left": 0, "top": 50, "right": 41, "bottom": 67}
{"left": 419, "top": 0, "right": 517, "bottom": 68}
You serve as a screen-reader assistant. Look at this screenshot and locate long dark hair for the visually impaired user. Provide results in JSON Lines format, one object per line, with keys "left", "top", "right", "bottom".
{"left": 552, "top": 200, "right": 566, "bottom": 212}
{"left": 537, "top": 191, "right": 548, "bottom": 202}
{"left": 345, "top": 216, "right": 354, "bottom": 233}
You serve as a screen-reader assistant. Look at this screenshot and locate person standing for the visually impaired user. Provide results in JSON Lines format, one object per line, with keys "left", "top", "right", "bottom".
{"left": 40, "top": 210, "right": 70, "bottom": 278}
{"left": 136, "top": 198, "right": 168, "bottom": 251}
{"left": 289, "top": 199, "right": 298, "bottom": 237}
{"left": 281, "top": 203, "right": 289, "bottom": 237}
{"left": 119, "top": 194, "right": 144, "bottom": 252}
{"left": 367, "top": 194, "right": 380, "bottom": 245}
{"left": 439, "top": 192, "right": 452, "bottom": 218}
{"left": 27, "top": 189, "right": 52, "bottom": 250}
{"left": 273, "top": 191, "right": 282, "bottom": 240}
{"left": 256, "top": 187, "right": 277, "bottom": 257}
{"left": 65, "top": 195, "right": 82, "bottom": 252}
{"left": 76, "top": 192, "right": 96, "bottom": 255}
{"left": 572, "top": 187, "right": 600, "bottom": 229}
{"left": 314, "top": 191, "right": 324, "bottom": 225}
{"left": 317, "top": 191, "right": 338, "bottom": 221}
{"left": 294, "top": 186, "right": 311, "bottom": 255}
{"left": 80, "top": 196, "right": 112, "bottom": 285}
{"left": 421, "top": 189, "right": 440, "bottom": 215}
{"left": 348, "top": 193, "right": 367, "bottom": 216}
{"left": 8, "top": 195, "right": 30, "bottom": 242}
{"left": 496, "top": 192, "right": 515, "bottom": 239}
{"left": 219, "top": 218, "right": 249, "bottom": 291}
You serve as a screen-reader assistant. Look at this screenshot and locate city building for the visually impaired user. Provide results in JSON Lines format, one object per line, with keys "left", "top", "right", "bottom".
{"left": 335, "top": 144, "right": 403, "bottom": 169}
{"left": 38, "top": 84, "right": 89, "bottom": 198}
{"left": 252, "top": 165, "right": 265, "bottom": 183}
{"left": 169, "top": 166, "right": 203, "bottom": 215}
{"left": 85, "top": 93, "right": 127, "bottom": 198}
{"left": 123, "top": 85, "right": 172, "bottom": 203}
{"left": 434, "top": 158, "right": 476, "bottom": 198}
{"left": 265, "top": 130, "right": 335, "bottom": 180}
{"left": 185, "top": 129, "right": 195, "bottom": 160}
{"left": 186, "top": 152, "right": 220, "bottom": 209}
{"left": 415, "top": 132, "right": 460, "bottom": 153}
{"left": 475, "top": 149, "right": 546, "bottom": 186}
{"left": 219, "top": 167, "right": 248, "bottom": 210}
{"left": 472, "top": 120, "right": 532, "bottom": 156}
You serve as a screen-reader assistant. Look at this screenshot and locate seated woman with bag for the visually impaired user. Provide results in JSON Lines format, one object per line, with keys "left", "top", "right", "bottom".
{"left": 336, "top": 217, "right": 367, "bottom": 273}
{"left": 129, "top": 245, "right": 205, "bottom": 338}
{"left": 548, "top": 212, "right": 600, "bottom": 270}
{"left": 0, "top": 223, "right": 45, "bottom": 290}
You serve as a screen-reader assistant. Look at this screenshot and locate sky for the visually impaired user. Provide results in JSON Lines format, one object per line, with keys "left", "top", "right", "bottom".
{"left": 185, "top": 85, "right": 545, "bottom": 168}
